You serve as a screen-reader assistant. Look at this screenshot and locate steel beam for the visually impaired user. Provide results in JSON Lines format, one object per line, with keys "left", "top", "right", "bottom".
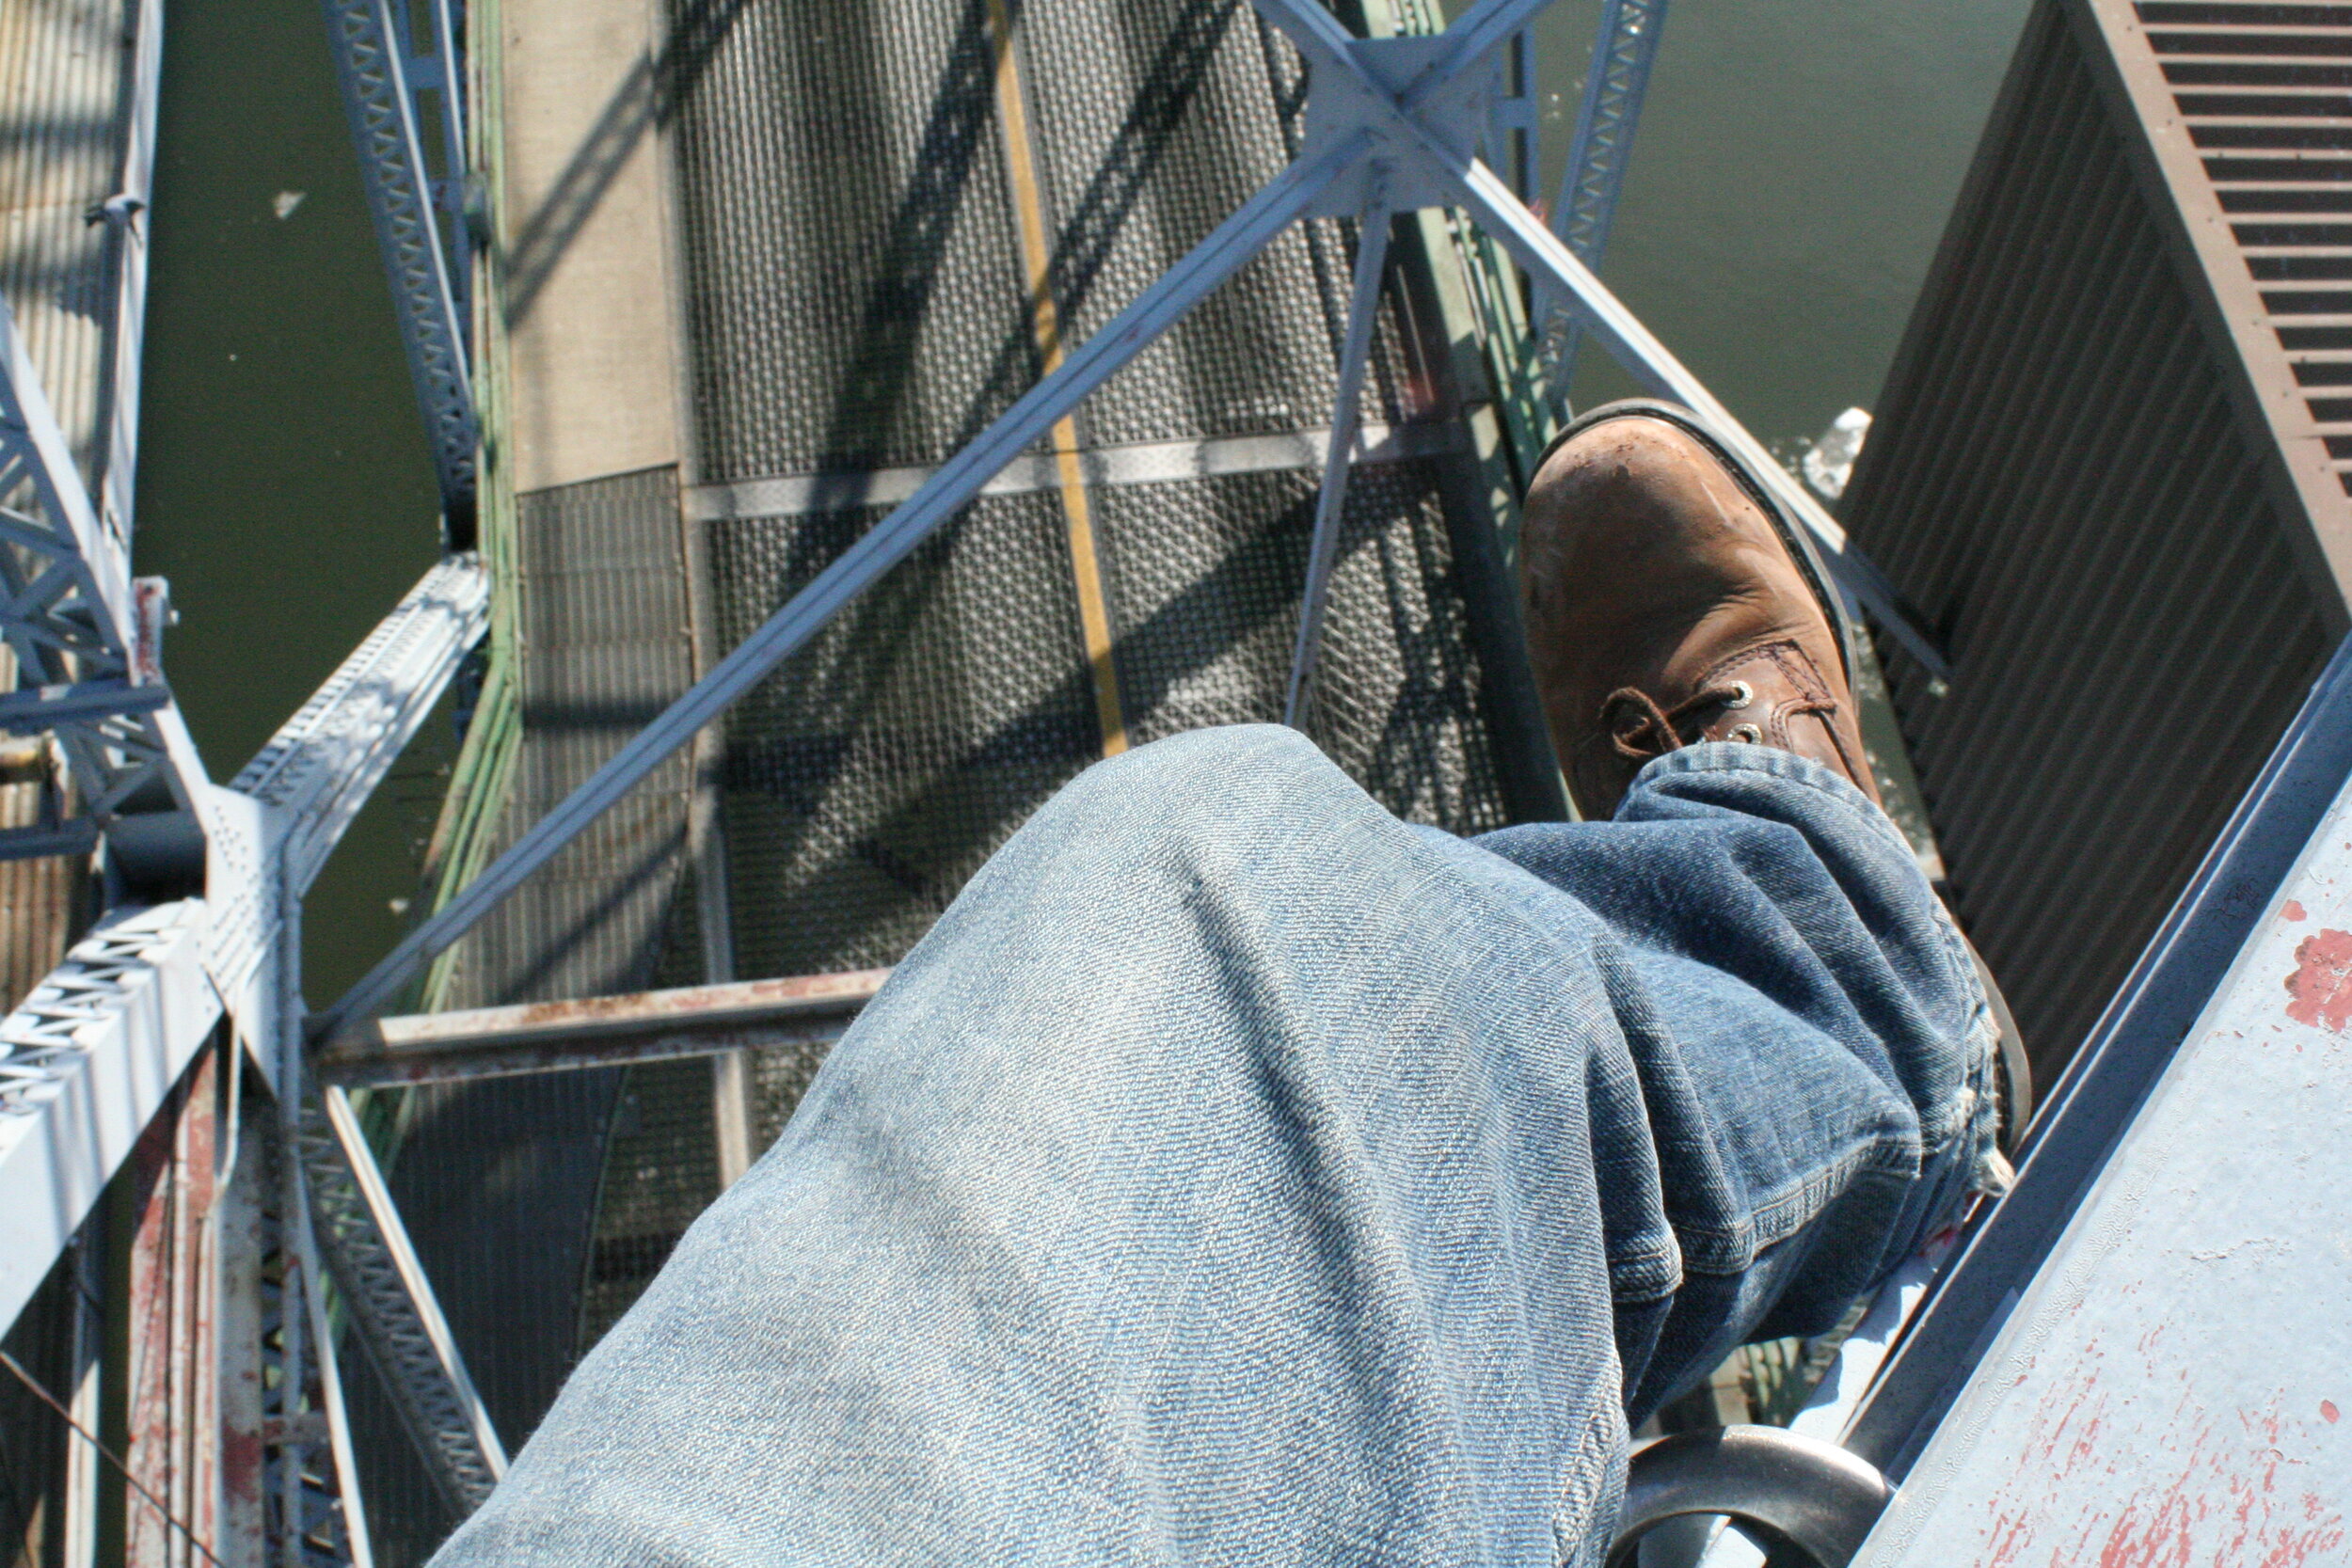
{"left": 0, "top": 902, "right": 222, "bottom": 1338}
{"left": 0, "top": 680, "right": 171, "bottom": 733}
{"left": 1285, "top": 194, "right": 1393, "bottom": 726}
{"left": 0, "top": 818, "right": 99, "bottom": 861}
{"left": 95, "top": 0, "right": 166, "bottom": 549}
{"left": 313, "top": 134, "right": 1369, "bottom": 1038}
{"left": 0, "top": 566, "right": 482, "bottom": 1546}
{"left": 207, "top": 555, "right": 490, "bottom": 1091}
{"left": 0, "top": 295, "right": 210, "bottom": 875}
{"left": 317, "top": 969, "right": 889, "bottom": 1087}
{"left": 298, "top": 1086, "right": 505, "bottom": 1513}
{"left": 118, "top": 1044, "right": 224, "bottom": 1568}
{"left": 1250, "top": 0, "right": 1949, "bottom": 676}
{"left": 282, "top": 1142, "right": 375, "bottom": 1568}
{"left": 1534, "top": 0, "right": 1668, "bottom": 389}
{"left": 1852, "top": 629, "right": 2352, "bottom": 1561}
{"left": 321, "top": 0, "right": 478, "bottom": 528}
{"left": 316, "top": 0, "right": 1945, "bottom": 1041}
{"left": 230, "top": 554, "right": 490, "bottom": 899}
{"left": 1845, "top": 629, "right": 2352, "bottom": 1482}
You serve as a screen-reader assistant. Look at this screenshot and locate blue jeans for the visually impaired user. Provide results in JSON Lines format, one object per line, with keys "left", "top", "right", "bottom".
{"left": 431, "top": 726, "right": 1995, "bottom": 1567}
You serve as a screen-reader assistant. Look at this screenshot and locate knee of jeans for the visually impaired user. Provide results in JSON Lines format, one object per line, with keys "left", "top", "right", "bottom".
{"left": 1050, "top": 723, "right": 1343, "bottom": 845}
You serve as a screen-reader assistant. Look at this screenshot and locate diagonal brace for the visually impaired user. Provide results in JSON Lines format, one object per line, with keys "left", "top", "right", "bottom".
{"left": 313, "top": 131, "right": 1373, "bottom": 1038}
{"left": 319, "top": 0, "right": 1947, "bottom": 1040}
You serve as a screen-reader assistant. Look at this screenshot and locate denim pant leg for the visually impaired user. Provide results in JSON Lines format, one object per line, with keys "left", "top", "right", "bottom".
{"left": 429, "top": 725, "right": 1994, "bottom": 1568}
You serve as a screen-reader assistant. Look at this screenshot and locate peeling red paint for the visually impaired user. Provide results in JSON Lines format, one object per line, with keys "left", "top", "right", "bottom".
{"left": 1976, "top": 1332, "right": 2347, "bottom": 1568}
{"left": 2283, "top": 928, "right": 2352, "bottom": 1031}
{"left": 2282, "top": 900, "right": 2308, "bottom": 922}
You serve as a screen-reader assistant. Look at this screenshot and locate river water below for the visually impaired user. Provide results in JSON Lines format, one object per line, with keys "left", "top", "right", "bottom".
{"left": 131, "top": 0, "right": 2030, "bottom": 999}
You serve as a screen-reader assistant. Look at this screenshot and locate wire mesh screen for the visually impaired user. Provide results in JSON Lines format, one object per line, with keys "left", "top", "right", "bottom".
{"left": 433, "top": 466, "right": 701, "bottom": 1012}
{"left": 347, "top": 1068, "right": 618, "bottom": 1563}
{"left": 1098, "top": 462, "right": 1510, "bottom": 832}
{"left": 353, "top": 467, "right": 708, "bottom": 1562}
{"left": 681, "top": 0, "right": 1513, "bottom": 985}
{"left": 712, "top": 491, "right": 1104, "bottom": 979}
{"left": 665, "top": 0, "right": 1038, "bottom": 479}
{"left": 1017, "top": 0, "right": 1417, "bottom": 447}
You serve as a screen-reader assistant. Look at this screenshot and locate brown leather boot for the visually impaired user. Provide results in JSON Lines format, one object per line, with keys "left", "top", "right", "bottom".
{"left": 1518, "top": 401, "right": 1882, "bottom": 820}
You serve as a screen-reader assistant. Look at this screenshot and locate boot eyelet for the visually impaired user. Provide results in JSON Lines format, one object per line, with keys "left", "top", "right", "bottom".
{"left": 1724, "top": 682, "right": 1754, "bottom": 710}
{"left": 1728, "top": 723, "right": 1763, "bottom": 744}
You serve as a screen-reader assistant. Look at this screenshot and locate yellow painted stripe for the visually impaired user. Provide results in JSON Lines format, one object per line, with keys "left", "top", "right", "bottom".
{"left": 986, "top": 0, "right": 1128, "bottom": 757}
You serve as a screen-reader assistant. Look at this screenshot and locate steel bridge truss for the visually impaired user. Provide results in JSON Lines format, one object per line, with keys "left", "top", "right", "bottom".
{"left": 323, "top": 0, "right": 478, "bottom": 532}
{"left": 0, "top": 554, "right": 490, "bottom": 1565}
{"left": 320, "top": 0, "right": 1949, "bottom": 1045}
{"left": 0, "top": 2, "right": 1959, "bottom": 1560}
{"left": 283, "top": 9, "right": 1949, "bottom": 1536}
{"left": 266, "top": 2, "right": 2352, "bottom": 1558}
{"left": 1535, "top": 0, "right": 1668, "bottom": 396}
{"left": 0, "top": 297, "right": 208, "bottom": 874}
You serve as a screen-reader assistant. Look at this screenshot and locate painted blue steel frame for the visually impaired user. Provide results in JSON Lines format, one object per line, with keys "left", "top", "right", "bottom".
{"left": 0, "top": 296, "right": 208, "bottom": 873}
{"left": 1845, "top": 626, "right": 2352, "bottom": 1482}
{"left": 1536, "top": 0, "right": 1668, "bottom": 398}
{"left": 1846, "top": 626, "right": 2352, "bottom": 1560}
{"left": 322, "top": 0, "right": 479, "bottom": 531}
{"left": 314, "top": 0, "right": 1948, "bottom": 1043}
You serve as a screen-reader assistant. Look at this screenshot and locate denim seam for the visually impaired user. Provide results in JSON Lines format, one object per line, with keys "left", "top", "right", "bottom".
{"left": 1645, "top": 747, "right": 1981, "bottom": 1009}
{"left": 1916, "top": 999, "right": 2004, "bottom": 1157}
{"left": 1649, "top": 745, "right": 1993, "bottom": 1132}
{"left": 1672, "top": 1137, "right": 1916, "bottom": 1276}
{"left": 1441, "top": 748, "right": 1974, "bottom": 1277}
{"left": 1549, "top": 1397, "right": 1626, "bottom": 1568}
{"left": 1607, "top": 1239, "right": 1682, "bottom": 1305}
{"left": 1639, "top": 747, "right": 1916, "bottom": 862}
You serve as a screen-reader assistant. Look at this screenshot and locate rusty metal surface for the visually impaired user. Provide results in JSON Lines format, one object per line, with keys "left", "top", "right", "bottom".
{"left": 316, "top": 969, "right": 888, "bottom": 1086}
{"left": 1854, "top": 658, "right": 2352, "bottom": 1568}
{"left": 119, "top": 1044, "right": 221, "bottom": 1568}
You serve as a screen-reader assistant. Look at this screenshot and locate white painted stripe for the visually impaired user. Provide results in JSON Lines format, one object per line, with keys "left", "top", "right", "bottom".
{"left": 682, "top": 420, "right": 1465, "bottom": 522}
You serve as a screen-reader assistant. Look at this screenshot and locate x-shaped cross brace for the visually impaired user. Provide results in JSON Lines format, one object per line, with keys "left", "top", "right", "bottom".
{"left": 320, "top": 0, "right": 1948, "bottom": 1037}
{"left": 1249, "top": 0, "right": 1941, "bottom": 714}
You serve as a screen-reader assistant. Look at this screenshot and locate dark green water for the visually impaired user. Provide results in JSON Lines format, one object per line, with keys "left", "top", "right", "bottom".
{"left": 135, "top": 0, "right": 445, "bottom": 999}
{"left": 1537, "top": 0, "right": 2032, "bottom": 442}
{"left": 131, "top": 0, "right": 2028, "bottom": 999}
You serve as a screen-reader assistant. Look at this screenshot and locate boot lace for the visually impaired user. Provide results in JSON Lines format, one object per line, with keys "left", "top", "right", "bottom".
{"left": 1599, "top": 679, "right": 1831, "bottom": 760}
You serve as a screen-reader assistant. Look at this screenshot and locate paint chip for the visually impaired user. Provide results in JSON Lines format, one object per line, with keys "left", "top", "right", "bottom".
{"left": 2287, "top": 929, "right": 2352, "bottom": 1031}
{"left": 2284, "top": 899, "right": 2308, "bottom": 922}
{"left": 2327, "top": 1400, "right": 2341, "bottom": 1424}
{"left": 273, "top": 190, "right": 305, "bottom": 219}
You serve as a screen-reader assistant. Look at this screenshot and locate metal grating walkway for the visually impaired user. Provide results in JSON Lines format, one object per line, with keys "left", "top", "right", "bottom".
{"left": 670, "top": 0, "right": 1533, "bottom": 986}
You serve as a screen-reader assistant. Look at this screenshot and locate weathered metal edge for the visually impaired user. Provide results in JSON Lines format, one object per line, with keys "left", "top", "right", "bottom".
{"left": 314, "top": 968, "right": 889, "bottom": 1085}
